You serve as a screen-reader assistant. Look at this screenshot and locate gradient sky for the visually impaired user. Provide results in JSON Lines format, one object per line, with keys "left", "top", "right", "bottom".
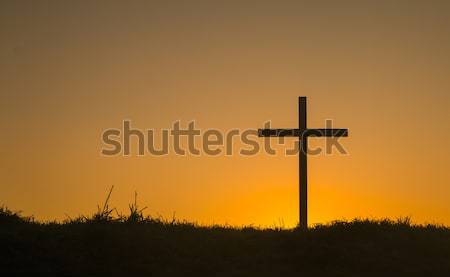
{"left": 1, "top": 0, "right": 449, "bottom": 227}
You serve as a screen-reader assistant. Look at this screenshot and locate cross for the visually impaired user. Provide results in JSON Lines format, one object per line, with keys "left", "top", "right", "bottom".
{"left": 258, "top": 97, "right": 348, "bottom": 229}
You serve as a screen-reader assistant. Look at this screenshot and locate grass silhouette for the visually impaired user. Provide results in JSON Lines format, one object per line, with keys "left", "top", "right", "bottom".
{"left": 1, "top": 190, "right": 450, "bottom": 276}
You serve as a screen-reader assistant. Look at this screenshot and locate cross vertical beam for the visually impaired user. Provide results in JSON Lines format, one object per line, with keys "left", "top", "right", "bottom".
{"left": 299, "top": 97, "right": 307, "bottom": 229}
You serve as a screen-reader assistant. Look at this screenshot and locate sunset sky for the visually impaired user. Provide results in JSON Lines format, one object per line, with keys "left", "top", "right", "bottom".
{"left": 1, "top": 1, "right": 449, "bottom": 227}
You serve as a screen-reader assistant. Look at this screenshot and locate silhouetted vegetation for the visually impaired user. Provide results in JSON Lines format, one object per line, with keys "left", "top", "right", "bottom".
{"left": 1, "top": 191, "right": 450, "bottom": 276}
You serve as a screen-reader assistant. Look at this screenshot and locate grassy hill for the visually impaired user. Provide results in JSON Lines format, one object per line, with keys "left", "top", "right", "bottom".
{"left": 1, "top": 205, "right": 449, "bottom": 276}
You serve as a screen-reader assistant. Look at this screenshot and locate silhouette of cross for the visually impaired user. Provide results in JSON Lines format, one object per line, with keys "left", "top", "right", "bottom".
{"left": 258, "top": 97, "right": 348, "bottom": 229}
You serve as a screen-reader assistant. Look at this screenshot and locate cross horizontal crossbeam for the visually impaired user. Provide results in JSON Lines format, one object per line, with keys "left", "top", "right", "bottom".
{"left": 258, "top": 128, "right": 348, "bottom": 137}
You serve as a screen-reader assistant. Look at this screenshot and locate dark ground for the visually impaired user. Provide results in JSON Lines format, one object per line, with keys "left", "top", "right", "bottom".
{"left": 1, "top": 207, "right": 449, "bottom": 277}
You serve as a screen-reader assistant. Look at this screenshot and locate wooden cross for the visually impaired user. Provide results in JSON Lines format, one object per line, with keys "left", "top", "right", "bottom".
{"left": 258, "top": 97, "right": 348, "bottom": 229}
